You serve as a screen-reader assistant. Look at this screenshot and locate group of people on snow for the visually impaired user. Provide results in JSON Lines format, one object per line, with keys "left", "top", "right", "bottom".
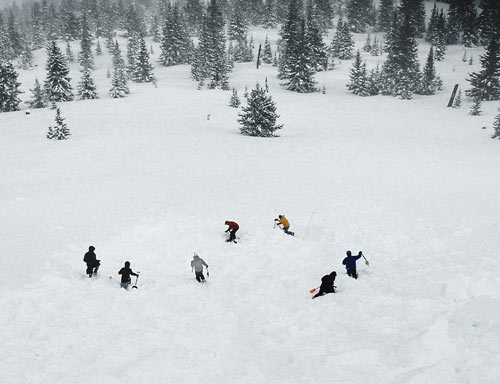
{"left": 83, "top": 214, "right": 367, "bottom": 294}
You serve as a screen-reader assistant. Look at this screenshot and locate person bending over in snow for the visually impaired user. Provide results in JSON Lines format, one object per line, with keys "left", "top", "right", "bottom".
{"left": 191, "top": 253, "right": 209, "bottom": 283}
{"left": 312, "top": 271, "right": 337, "bottom": 299}
{"left": 83, "top": 245, "right": 100, "bottom": 278}
{"left": 342, "top": 251, "right": 363, "bottom": 279}
{"left": 118, "top": 261, "right": 139, "bottom": 289}
{"left": 225, "top": 220, "right": 239, "bottom": 243}
{"left": 274, "top": 214, "right": 295, "bottom": 236}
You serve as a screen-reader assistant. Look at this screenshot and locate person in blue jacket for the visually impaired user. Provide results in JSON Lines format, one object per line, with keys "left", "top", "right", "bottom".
{"left": 342, "top": 251, "right": 363, "bottom": 279}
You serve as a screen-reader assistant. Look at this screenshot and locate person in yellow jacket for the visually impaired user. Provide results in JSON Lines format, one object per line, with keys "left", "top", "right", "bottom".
{"left": 274, "top": 214, "right": 295, "bottom": 236}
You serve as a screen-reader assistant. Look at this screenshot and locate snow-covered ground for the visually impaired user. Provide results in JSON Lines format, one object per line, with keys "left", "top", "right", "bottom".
{"left": 1, "top": 23, "right": 500, "bottom": 384}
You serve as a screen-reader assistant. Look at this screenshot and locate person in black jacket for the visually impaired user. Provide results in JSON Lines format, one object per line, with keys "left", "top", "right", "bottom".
{"left": 312, "top": 271, "right": 337, "bottom": 299}
{"left": 118, "top": 261, "right": 139, "bottom": 289}
{"left": 83, "top": 246, "right": 100, "bottom": 278}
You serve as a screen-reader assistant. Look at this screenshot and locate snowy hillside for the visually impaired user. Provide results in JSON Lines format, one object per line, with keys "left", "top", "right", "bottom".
{"left": 1, "top": 25, "right": 500, "bottom": 384}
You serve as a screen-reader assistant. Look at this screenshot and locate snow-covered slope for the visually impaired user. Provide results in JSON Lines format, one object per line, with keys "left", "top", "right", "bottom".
{"left": 1, "top": 26, "right": 500, "bottom": 384}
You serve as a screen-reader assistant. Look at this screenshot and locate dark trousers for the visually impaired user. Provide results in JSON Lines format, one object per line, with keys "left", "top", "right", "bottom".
{"left": 227, "top": 228, "right": 238, "bottom": 242}
{"left": 195, "top": 271, "right": 205, "bottom": 282}
{"left": 347, "top": 268, "right": 358, "bottom": 279}
{"left": 283, "top": 226, "right": 295, "bottom": 236}
{"left": 86, "top": 260, "right": 100, "bottom": 276}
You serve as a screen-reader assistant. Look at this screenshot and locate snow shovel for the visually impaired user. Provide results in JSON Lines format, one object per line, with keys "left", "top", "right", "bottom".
{"left": 309, "top": 286, "right": 319, "bottom": 294}
{"left": 132, "top": 273, "right": 139, "bottom": 289}
{"left": 361, "top": 253, "right": 369, "bottom": 266}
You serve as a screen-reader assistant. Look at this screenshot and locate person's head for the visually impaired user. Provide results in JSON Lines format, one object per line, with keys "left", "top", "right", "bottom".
{"left": 125, "top": 261, "right": 130, "bottom": 268}
{"left": 330, "top": 271, "right": 337, "bottom": 278}
{"left": 278, "top": 215, "right": 283, "bottom": 219}
{"left": 346, "top": 250, "right": 352, "bottom": 256}
{"left": 89, "top": 246, "right": 95, "bottom": 252}
{"left": 193, "top": 253, "right": 199, "bottom": 260}
{"left": 225, "top": 220, "right": 229, "bottom": 225}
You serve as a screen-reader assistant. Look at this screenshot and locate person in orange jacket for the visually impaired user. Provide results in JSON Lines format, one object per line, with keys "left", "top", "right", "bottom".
{"left": 225, "top": 220, "right": 239, "bottom": 243}
{"left": 274, "top": 215, "right": 294, "bottom": 236}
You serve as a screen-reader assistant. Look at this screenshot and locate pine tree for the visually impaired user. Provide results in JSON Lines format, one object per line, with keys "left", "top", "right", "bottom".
{"left": 378, "top": 0, "right": 394, "bottom": 33}
{"left": 77, "top": 68, "right": 98, "bottom": 100}
{"left": 346, "top": 0, "right": 373, "bottom": 33}
{"left": 477, "top": 0, "right": 500, "bottom": 45}
{"left": 262, "top": 36, "right": 273, "bottom": 64}
{"left": 229, "top": 88, "right": 240, "bottom": 107}
{"left": 380, "top": 15, "right": 420, "bottom": 99}
{"left": 417, "top": 46, "right": 441, "bottom": 96}
{"left": 262, "top": 0, "right": 278, "bottom": 29}
{"left": 95, "top": 39, "right": 102, "bottom": 56}
{"left": 184, "top": 0, "right": 205, "bottom": 34}
{"left": 469, "top": 97, "right": 482, "bottom": 116}
{"left": 462, "top": 1, "right": 478, "bottom": 47}
{"left": 65, "top": 41, "right": 75, "bottom": 63}
{"left": 159, "top": 3, "right": 193, "bottom": 67}
{"left": 112, "top": 40, "right": 129, "bottom": 94}
{"left": 44, "top": 41, "right": 74, "bottom": 103}
{"left": 191, "top": 0, "right": 230, "bottom": 90}
{"left": 31, "top": 2, "right": 46, "bottom": 50}
{"left": 79, "top": 11, "right": 94, "bottom": 71}
{"left": 7, "top": 10, "right": 24, "bottom": 58}
{"left": 346, "top": 50, "right": 369, "bottom": 96}
{"left": 26, "top": 78, "right": 47, "bottom": 109}
{"left": 492, "top": 108, "right": 500, "bottom": 139}
{"left": 132, "top": 37, "right": 155, "bottom": 83}
{"left": 47, "top": 108, "right": 71, "bottom": 140}
{"left": 127, "top": 34, "right": 140, "bottom": 76}
{"left": 109, "top": 68, "right": 127, "bottom": 98}
{"left": 238, "top": 83, "right": 282, "bottom": 137}
{"left": 399, "top": 0, "right": 426, "bottom": 37}
{"left": 452, "top": 89, "right": 462, "bottom": 108}
{"left": 19, "top": 43, "right": 35, "bottom": 70}
{"left": 329, "top": 18, "right": 354, "bottom": 61}
{"left": 466, "top": 36, "right": 500, "bottom": 101}
{"left": 305, "top": 0, "right": 328, "bottom": 72}
{"left": 0, "top": 61, "right": 22, "bottom": 112}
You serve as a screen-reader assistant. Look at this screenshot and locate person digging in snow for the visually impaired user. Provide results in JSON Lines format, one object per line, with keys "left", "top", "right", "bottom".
{"left": 312, "top": 271, "right": 337, "bottom": 299}
{"left": 224, "top": 220, "right": 239, "bottom": 243}
{"left": 342, "top": 251, "right": 363, "bottom": 279}
{"left": 83, "top": 245, "right": 100, "bottom": 278}
{"left": 191, "top": 253, "right": 209, "bottom": 282}
{"left": 274, "top": 214, "right": 295, "bottom": 236}
{"left": 118, "top": 261, "right": 139, "bottom": 289}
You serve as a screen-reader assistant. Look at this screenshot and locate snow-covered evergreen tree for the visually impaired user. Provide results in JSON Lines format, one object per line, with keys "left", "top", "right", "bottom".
{"left": 78, "top": 11, "right": 94, "bottom": 71}
{"left": 347, "top": 50, "right": 369, "bottom": 96}
{"left": 19, "top": 43, "right": 35, "bottom": 70}
{"left": 399, "top": 0, "right": 426, "bottom": 37}
{"left": 132, "top": 38, "right": 155, "bottom": 83}
{"left": 65, "top": 41, "right": 75, "bottom": 63}
{"left": 238, "top": 83, "right": 282, "bottom": 137}
{"left": 111, "top": 40, "right": 129, "bottom": 94}
{"left": 95, "top": 40, "right": 102, "bottom": 56}
{"left": 262, "top": 36, "right": 273, "bottom": 64}
{"left": 491, "top": 107, "right": 500, "bottom": 139}
{"left": 377, "top": 0, "right": 394, "bottom": 33}
{"left": 47, "top": 108, "right": 71, "bottom": 140}
{"left": 417, "top": 46, "right": 442, "bottom": 96}
{"left": 109, "top": 68, "right": 127, "bottom": 98}
{"left": 346, "top": 0, "right": 373, "bottom": 33}
{"left": 229, "top": 88, "right": 240, "bottom": 107}
{"left": 44, "top": 41, "right": 74, "bottom": 103}
{"left": 465, "top": 36, "right": 500, "bottom": 101}
{"left": 127, "top": 34, "right": 140, "bottom": 76}
{"left": 477, "top": 0, "right": 500, "bottom": 45}
{"left": 158, "top": 3, "right": 193, "bottom": 67}
{"left": 77, "top": 68, "right": 98, "bottom": 100}
{"left": 306, "top": 0, "right": 328, "bottom": 72}
{"left": 469, "top": 97, "right": 482, "bottom": 116}
{"left": 191, "top": 0, "right": 230, "bottom": 90}
{"left": 452, "top": 89, "right": 462, "bottom": 108}
{"left": 26, "top": 78, "right": 47, "bottom": 109}
{"left": 329, "top": 18, "right": 354, "bottom": 61}
{"left": 0, "top": 61, "right": 22, "bottom": 112}
{"left": 262, "top": 0, "right": 278, "bottom": 29}
{"left": 380, "top": 15, "right": 420, "bottom": 99}
{"left": 7, "top": 10, "right": 24, "bottom": 58}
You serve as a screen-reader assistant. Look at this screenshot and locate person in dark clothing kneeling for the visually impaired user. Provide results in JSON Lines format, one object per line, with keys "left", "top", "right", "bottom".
{"left": 312, "top": 271, "right": 337, "bottom": 299}
{"left": 118, "top": 261, "right": 139, "bottom": 289}
{"left": 83, "top": 246, "right": 100, "bottom": 278}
